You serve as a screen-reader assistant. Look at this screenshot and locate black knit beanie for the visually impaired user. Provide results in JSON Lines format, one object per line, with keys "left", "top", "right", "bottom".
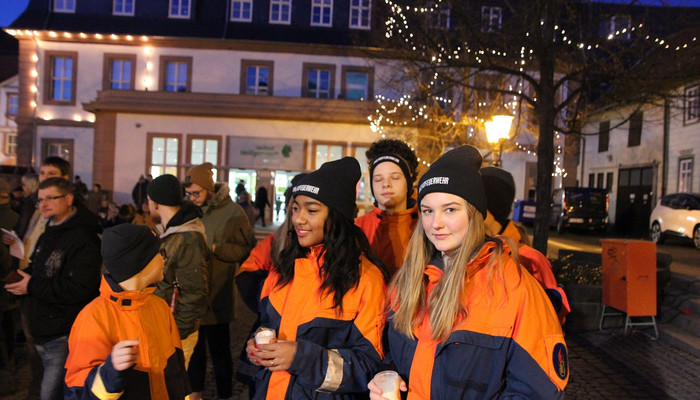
{"left": 147, "top": 174, "right": 183, "bottom": 206}
{"left": 417, "top": 145, "right": 487, "bottom": 219}
{"left": 102, "top": 224, "right": 161, "bottom": 283}
{"left": 369, "top": 153, "right": 414, "bottom": 200}
{"left": 480, "top": 166, "right": 516, "bottom": 228}
{"left": 293, "top": 157, "right": 360, "bottom": 221}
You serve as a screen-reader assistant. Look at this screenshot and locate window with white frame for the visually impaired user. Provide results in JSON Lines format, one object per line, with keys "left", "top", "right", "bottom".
{"left": 45, "top": 51, "right": 77, "bottom": 105}
{"left": 54, "top": 0, "right": 76, "bottom": 12}
{"left": 113, "top": 0, "right": 135, "bottom": 16}
{"left": 428, "top": 2, "right": 450, "bottom": 29}
{"left": 188, "top": 137, "right": 219, "bottom": 166}
{"left": 311, "top": 0, "right": 333, "bottom": 27}
{"left": 104, "top": 54, "right": 136, "bottom": 90}
{"left": 270, "top": 0, "right": 291, "bottom": 24}
{"left": 148, "top": 134, "right": 181, "bottom": 178}
{"left": 481, "top": 6, "right": 502, "bottom": 32}
{"left": 685, "top": 85, "right": 699, "bottom": 124}
{"left": 231, "top": 0, "right": 253, "bottom": 21}
{"left": 241, "top": 60, "right": 273, "bottom": 95}
{"left": 314, "top": 143, "right": 345, "bottom": 169}
{"left": 349, "top": 0, "right": 370, "bottom": 29}
{"left": 160, "top": 56, "right": 192, "bottom": 92}
{"left": 4, "top": 132, "right": 17, "bottom": 156}
{"left": 303, "top": 63, "right": 334, "bottom": 99}
{"left": 341, "top": 66, "right": 373, "bottom": 101}
{"left": 169, "top": 0, "right": 191, "bottom": 18}
{"left": 6, "top": 93, "right": 18, "bottom": 119}
{"left": 679, "top": 158, "right": 693, "bottom": 192}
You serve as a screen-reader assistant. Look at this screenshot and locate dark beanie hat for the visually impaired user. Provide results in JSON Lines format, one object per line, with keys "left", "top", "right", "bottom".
{"left": 480, "top": 166, "right": 516, "bottom": 227}
{"left": 369, "top": 153, "right": 414, "bottom": 200}
{"left": 147, "top": 174, "right": 183, "bottom": 206}
{"left": 185, "top": 162, "right": 215, "bottom": 192}
{"left": 293, "top": 157, "right": 360, "bottom": 221}
{"left": 417, "top": 145, "right": 487, "bottom": 219}
{"left": 102, "top": 224, "right": 161, "bottom": 283}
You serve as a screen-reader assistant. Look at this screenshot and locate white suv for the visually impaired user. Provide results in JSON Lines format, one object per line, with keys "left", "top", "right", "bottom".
{"left": 649, "top": 193, "right": 700, "bottom": 249}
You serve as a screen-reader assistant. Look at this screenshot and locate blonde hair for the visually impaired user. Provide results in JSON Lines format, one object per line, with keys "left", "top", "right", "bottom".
{"left": 389, "top": 202, "right": 519, "bottom": 342}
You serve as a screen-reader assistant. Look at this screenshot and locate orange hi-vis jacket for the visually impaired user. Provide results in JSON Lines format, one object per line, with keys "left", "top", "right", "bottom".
{"left": 236, "top": 233, "right": 275, "bottom": 312}
{"left": 254, "top": 245, "right": 387, "bottom": 400}
{"left": 501, "top": 221, "right": 571, "bottom": 323}
{"left": 64, "top": 275, "right": 190, "bottom": 400}
{"left": 385, "top": 241, "right": 568, "bottom": 400}
{"left": 354, "top": 204, "right": 418, "bottom": 277}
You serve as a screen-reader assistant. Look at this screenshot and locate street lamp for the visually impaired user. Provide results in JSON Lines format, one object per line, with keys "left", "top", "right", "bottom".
{"left": 484, "top": 114, "right": 514, "bottom": 167}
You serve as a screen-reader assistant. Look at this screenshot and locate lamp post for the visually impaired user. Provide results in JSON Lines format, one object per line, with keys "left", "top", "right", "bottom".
{"left": 484, "top": 114, "right": 514, "bottom": 167}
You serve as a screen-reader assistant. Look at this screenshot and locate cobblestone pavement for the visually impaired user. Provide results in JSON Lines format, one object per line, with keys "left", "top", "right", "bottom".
{"left": 2, "top": 290, "right": 699, "bottom": 399}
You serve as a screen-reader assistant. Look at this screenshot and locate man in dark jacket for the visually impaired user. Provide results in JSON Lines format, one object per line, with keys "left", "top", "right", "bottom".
{"left": 184, "top": 163, "right": 256, "bottom": 400}
{"left": 4, "top": 177, "right": 102, "bottom": 400}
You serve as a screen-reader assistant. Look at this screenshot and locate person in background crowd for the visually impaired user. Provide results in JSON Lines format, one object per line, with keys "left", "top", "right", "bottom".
{"left": 132, "top": 174, "right": 149, "bottom": 207}
{"left": 85, "top": 183, "right": 105, "bottom": 215}
{"left": 480, "top": 166, "right": 570, "bottom": 323}
{"left": 246, "top": 157, "right": 387, "bottom": 399}
{"left": 368, "top": 146, "right": 568, "bottom": 400}
{"left": 0, "top": 178, "right": 19, "bottom": 394}
{"left": 254, "top": 186, "right": 270, "bottom": 227}
{"left": 237, "top": 191, "right": 257, "bottom": 228}
{"left": 184, "top": 163, "right": 256, "bottom": 400}
{"left": 132, "top": 200, "right": 156, "bottom": 233}
{"left": 64, "top": 224, "right": 190, "bottom": 400}
{"left": 235, "top": 179, "right": 246, "bottom": 197}
{"left": 72, "top": 176, "right": 88, "bottom": 200}
{"left": 355, "top": 139, "right": 420, "bottom": 277}
{"left": 148, "top": 174, "right": 212, "bottom": 369}
{"left": 2, "top": 158, "right": 72, "bottom": 399}
{"left": 10, "top": 185, "right": 24, "bottom": 214}
{"left": 4, "top": 177, "right": 102, "bottom": 400}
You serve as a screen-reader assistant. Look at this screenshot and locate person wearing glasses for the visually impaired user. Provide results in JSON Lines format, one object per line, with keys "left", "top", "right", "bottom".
{"left": 147, "top": 174, "right": 212, "bottom": 370}
{"left": 183, "top": 163, "right": 256, "bottom": 400}
{"left": 4, "top": 177, "right": 102, "bottom": 400}
{"left": 64, "top": 224, "right": 190, "bottom": 400}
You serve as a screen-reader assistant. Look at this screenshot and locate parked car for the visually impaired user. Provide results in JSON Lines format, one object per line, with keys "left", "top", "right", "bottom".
{"left": 649, "top": 193, "right": 700, "bottom": 249}
{"left": 550, "top": 187, "right": 609, "bottom": 234}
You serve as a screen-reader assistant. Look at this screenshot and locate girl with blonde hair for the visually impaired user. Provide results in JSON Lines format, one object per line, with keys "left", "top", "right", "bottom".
{"left": 368, "top": 145, "right": 568, "bottom": 400}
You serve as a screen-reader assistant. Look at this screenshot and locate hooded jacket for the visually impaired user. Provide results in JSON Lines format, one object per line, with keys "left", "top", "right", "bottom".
{"left": 385, "top": 241, "right": 568, "bottom": 400}
{"left": 236, "top": 233, "right": 274, "bottom": 313}
{"left": 64, "top": 275, "right": 190, "bottom": 400}
{"left": 200, "top": 183, "right": 256, "bottom": 324}
{"left": 501, "top": 220, "right": 570, "bottom": 323}
{"left": 254, "top": 246, "right": 387, "bottom": 400}
{"left": 354, "top": 203, "right": 418, "bottom": 277}
{"left": 23, "top": 204, "right": 101, "bottom": 343}
{"left": 154, "top": 202, "right": 212, "bottom": 339}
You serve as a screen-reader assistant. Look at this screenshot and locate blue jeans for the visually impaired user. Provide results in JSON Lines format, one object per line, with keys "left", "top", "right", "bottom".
{"left": 35, "top": 336, "right": 69, "bottom": 400}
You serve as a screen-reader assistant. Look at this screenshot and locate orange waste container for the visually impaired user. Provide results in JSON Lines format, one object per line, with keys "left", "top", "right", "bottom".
{"left": 601, "top": 239, "right": 656, "bottom": 317}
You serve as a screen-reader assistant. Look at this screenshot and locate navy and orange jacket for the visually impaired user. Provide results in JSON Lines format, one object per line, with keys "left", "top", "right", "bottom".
{"left": 501, "top": 220, "right": 571, "bottom": 323}
{"left": 236, "top": 233, "right": 275, "bottom": 312}
{"left": 354, "top": 204, "right": 418, "bottom": 277}
{"left": 64, "top": 274, "right": 190, "bottom": 400}
{"left": 385, "top": 241, "right": 568, "bottom": 399}
{"left": 254, "top": 245, "right": 387, "bottom": 399}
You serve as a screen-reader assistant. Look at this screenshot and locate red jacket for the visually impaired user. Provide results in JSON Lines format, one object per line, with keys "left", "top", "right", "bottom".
{"left": 254, "top": 246, "right": 387, "bottom": 399}
{"left": 386, "top": 241, "right": 568, "bottom": 399}
{"left": 64, "top": 275, "right": 190, "bottom": 400}
{"left": 354, "top": 204, "right": 418, "bottom": 277}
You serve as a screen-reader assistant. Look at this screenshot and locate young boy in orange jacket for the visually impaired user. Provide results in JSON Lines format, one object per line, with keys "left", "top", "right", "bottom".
{"left": 64, "top": 224, "right": 190, "bottom": 399}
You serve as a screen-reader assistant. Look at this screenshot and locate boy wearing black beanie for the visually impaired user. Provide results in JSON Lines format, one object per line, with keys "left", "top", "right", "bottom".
{"left": 147, "top": 174, "right": 212, "bottom": 369}
{"left": 355, "top": 139, "right": 420, "bottom": 277}
{"left": 65, "top": 224, "right": 190, "bottom": 399}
